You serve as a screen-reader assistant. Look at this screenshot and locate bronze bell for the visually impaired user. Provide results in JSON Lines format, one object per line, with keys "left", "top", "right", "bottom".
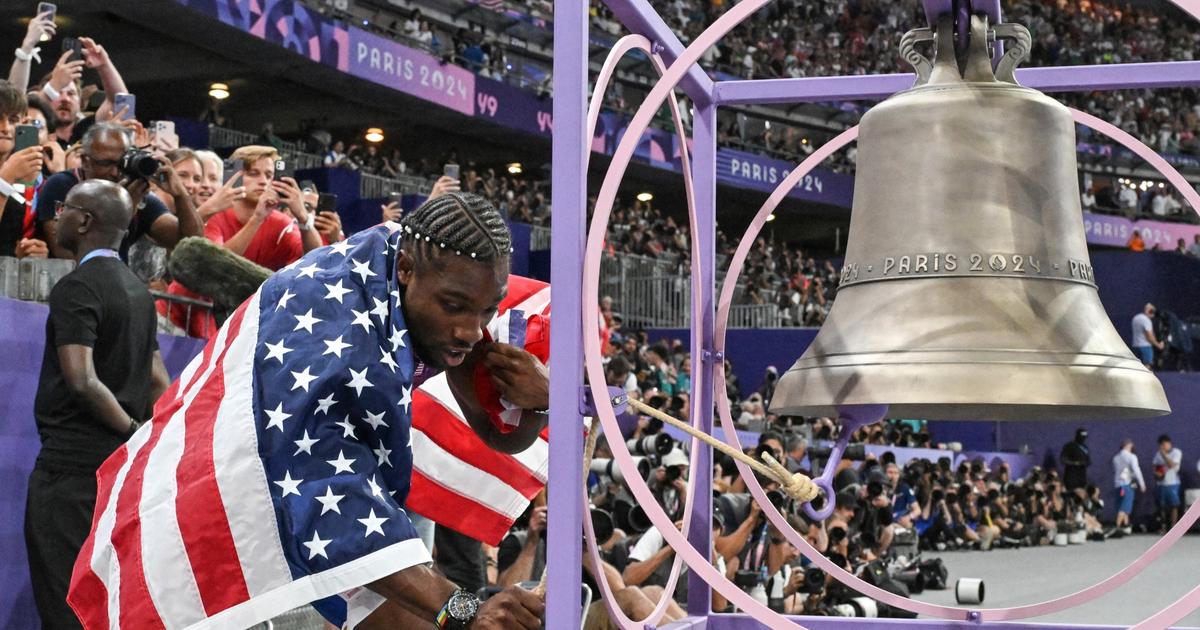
{"left": 770, "top": 14, "right": 1169, "bottom": 421}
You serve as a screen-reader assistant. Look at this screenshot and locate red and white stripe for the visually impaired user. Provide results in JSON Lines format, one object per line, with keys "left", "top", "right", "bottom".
{"left": 406, "top": 279, "right": 553, "bottom": 545}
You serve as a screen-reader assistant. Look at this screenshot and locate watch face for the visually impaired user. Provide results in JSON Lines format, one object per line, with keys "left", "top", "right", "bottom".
{"left": 448, "top": 591, "right": 479, "bottom": 620}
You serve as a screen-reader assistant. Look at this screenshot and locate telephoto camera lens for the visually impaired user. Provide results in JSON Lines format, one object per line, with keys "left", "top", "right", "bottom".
{"left": 627, "top": 433, "right": 674, "bottom": 457}
{"left": 120, "top": 149, "right": 160, "bottom": 179}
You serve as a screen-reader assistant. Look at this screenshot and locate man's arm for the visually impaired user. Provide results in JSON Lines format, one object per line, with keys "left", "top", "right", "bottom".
{"left": 147, "top": 158, "right": 205, "bottom": 248}
{"left": 150, "top": 350, "right": 169, "bottom": 407}
{"left": 367, "top": 564, "right": 544, "bottom": 629}
{"left": 58, "top": 344, "right": 135, "bottom": 435}
{"left": 621, "top": 544, "right": 673, "bottom": 587}
{"left": 78, "top": 38, "right": 127, "bottom": 122}
{"left": 715, "top": 500, "right": 760, "bottom": 563}
{"left": 496, "top": 508, "right": 546, "bottom": 588}
{"left": 445, "top": 342, "right": 549, "bottom": 454}
{"left": 8, "top": 10, "right": 56, "bottom": 90}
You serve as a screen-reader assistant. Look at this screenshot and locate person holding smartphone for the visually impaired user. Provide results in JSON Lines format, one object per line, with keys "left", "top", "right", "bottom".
{"left": 38, "top": 36, "right": 130, "bottom": 148}
{"left": 7, "top": 5, "right": 57, "bottom": 93}
{"left": 0, "top": 81, "right": 49, "bottom": 258}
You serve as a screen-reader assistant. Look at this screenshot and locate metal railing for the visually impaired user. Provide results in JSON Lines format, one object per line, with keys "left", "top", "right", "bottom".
{"left": 360, "top": 172, "right": 431, "bottom": 199}
{"left": 207, "top": 126, "right": 324, "bottom": 171}
{"left": 530, "top": 225, "right": 551, "bottom": 251}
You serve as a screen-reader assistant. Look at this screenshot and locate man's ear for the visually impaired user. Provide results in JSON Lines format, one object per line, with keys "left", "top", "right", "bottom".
{"left": 396, "top": 247, "right": 415, "bottom": 285}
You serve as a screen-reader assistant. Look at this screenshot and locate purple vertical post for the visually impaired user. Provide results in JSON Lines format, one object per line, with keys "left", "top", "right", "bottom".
{"left": 548, "top": 0, "right": 586, "bottom": 628}
{"left": 686, "top": 102, "right": 717, "bottom": 616}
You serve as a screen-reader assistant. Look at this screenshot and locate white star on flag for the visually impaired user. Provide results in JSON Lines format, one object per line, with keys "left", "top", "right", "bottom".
{"left": 367, "top": 474, "right": 384, "bottom": 500}
{"left": 329, "top": 239, "right": 353, "bottom": 256}
{"left": 276, "top": 288, "right": 296, "bottom": 310}
{"left": 274, "top": 471, "right": 303, "bottom": 497}
{"left": 379, "top": 347, "right": 398, "bottom": 373}
{"left": 297, "top": 263, "right": 322, "bottom": 279}
{"left": 293, "top": 309, "right": 321, "bottom": 334}
{"left": 398, "top": 385, "right": 412, "bottom": 413}
{"left": 327, "top": 450, "right": 356, "bottom": 474}
{"left": 334, "top": 415, "right": 357, "bottom": 439}
{"left": 350, "top": 259, "right": 377, "bottom": 283}
{"left": 347, "top": 367, "right": 374, "bottom": 396}
{"left": 390, "top": 327, "right": 407, "bottom": 351}
{"left": 350, "top": 308, "right": 373, "bottom": 333}
{"left": 303, "top": 530, "right": 332, "bottom": 560}
{"left": 323, "top": 336, "right": 352, "bottom": 358}
{"left": 293, "top": 430, "right": 319, "bottom": 455}
{"left": 363, "top": 410, "right": 388, "bottom": 430}
{"left": 374, "top": 444, "right": 392, "bottom": 468}
{"left": 370, "top": 297, "right": 388, "bottom": 323}
{"left": 264, "top": 402, "right": 292, "bottom": 431}
{"left": 323, "top": 280, "right": 353, "bottom": 303}
{"left": 358, "top": 509, "right": 388, "bottom": 538}
{"left": 314, "top": 393, "right": 337, "bottom": 415}
{"left": 263, "top": 339, "right": 292, "bottom": 364}
{"left": 315, "top": 486, "right": 345, "bottom": 515}
{"left": 290, "top": 366, "right": 318, "bottom": 392}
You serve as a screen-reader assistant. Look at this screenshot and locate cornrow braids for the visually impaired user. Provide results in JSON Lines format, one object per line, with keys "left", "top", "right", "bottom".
{"left": 399, "top": 192, "right": 512, "bottom": 269}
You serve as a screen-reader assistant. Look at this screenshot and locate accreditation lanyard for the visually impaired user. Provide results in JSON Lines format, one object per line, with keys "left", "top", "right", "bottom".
{"left": 80, "top": 248, "right": 120, "bottom": 266}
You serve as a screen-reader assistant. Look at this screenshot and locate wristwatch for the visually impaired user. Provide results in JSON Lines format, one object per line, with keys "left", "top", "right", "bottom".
{"left": 436, "top": 589, "right": 480, "bottom": 629}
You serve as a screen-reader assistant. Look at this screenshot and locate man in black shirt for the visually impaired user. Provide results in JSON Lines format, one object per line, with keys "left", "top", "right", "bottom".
{"left": 36, "top": 122, "right": 202, "bottom": 260}
{"left": 1061, "top": 428, "right": 1091, "bottom": 492}
{"left": 25, "top": 179, "right": 168, "bottom": 628}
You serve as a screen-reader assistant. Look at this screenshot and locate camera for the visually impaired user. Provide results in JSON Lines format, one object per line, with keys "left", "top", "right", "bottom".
{"left": 798, "top": 566, "right": 826, "bottom": 594}
{"left": 590, "top": 457, "right": 652, "bottom": 484}
{"left": 120, "top": 149, "right": 160, "bottom": 180}
{"left": 808, "top": 443, "right": 867, "bottom": 463}
{"left": 734, "top": 569, "right": 762, "bottom": 589}
{"left": 628, "top": 433, "right": 674, "bottom": 457}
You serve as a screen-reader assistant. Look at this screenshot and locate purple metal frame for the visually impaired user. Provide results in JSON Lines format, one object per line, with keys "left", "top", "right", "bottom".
{"left": 548, "top": 0, "right": 1200, "bottom": 628}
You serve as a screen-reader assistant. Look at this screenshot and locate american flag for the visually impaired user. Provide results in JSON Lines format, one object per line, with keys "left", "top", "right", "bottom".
{"left": 407, "top": 276, "right": 552, "bottom": 546}
{"left": 478, "top": 0, "right": 506, "bottom": 11}
{"left": 69, "top": 225, "right": 431, "bottom": 629}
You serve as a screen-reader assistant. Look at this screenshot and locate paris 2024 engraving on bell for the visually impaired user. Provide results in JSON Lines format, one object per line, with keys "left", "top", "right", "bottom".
{"left": 839, "top": 252, "right": 1096, "bottom": 287}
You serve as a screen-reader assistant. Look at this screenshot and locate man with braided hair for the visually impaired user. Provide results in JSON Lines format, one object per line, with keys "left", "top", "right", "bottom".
{"left": 69, "top": 192, "right": 547, "bottom": 629}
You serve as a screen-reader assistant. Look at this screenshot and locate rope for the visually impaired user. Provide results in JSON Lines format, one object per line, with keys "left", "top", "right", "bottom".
{"left": 625, "top": 398, "right": 819, "bottom": 503}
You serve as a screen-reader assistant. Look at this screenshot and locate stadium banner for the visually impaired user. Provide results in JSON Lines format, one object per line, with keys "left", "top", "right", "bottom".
{"left": 174, "top": 0, "right": 351, "bottom": 70}
{"left": 348, "top": 30, "right": 476, "bottom": 116}
{"left": 1083, "top": 211, "right": 1200, "bottom": 249}
{"left": 715, "top": 148, "right": 856, "bottom": 208}
{"left": 474, "top": 76, "right": 554, "bottom": 137}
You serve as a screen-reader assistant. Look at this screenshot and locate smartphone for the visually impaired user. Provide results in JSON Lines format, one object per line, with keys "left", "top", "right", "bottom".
{"left": 113, "top": 93, "right": 136, "bottom": 121}
{"left": 387, "top": 191, "right": 404, "bottom": 206}
{"left": 443, "top": 163, "right": 460, "bottom": 180}
{"left": 150, "top": 120, "right": 178, "bottom": 151}
{"left": 274, "top": 159, "right": 294, "bottom": 181}
{"left": 317, "top": 192, "right": 338, "bottom": 213}
{"left": 37, "top": 3, "right": 56, "bottom": 42}
{"left": 61, "top": 36, "right": 82, "bottom": 62}
{"left": 222, "top": 158, "right": 242, "bottom": 184}
{"left": 14, "top": 125, "right": 39, "bottom": 152}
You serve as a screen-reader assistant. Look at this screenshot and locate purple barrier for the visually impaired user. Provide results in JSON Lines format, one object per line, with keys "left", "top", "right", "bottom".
{"left": 1084, "top": 212, "right": 1200, "bottom": 249}
{"left": 0, "top": 298, "right": 206, "bottom": 629}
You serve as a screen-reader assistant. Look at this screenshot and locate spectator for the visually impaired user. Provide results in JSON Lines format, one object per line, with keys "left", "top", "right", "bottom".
{"left": 1127, "top": 229, "right": 1145, "bottom": 251}
{"left": 1111, "top": 438, "right": 1146, "bottom": 535}
{"left": 1152, "top": 434, "right": 1182, "bottom": 531}
{"left": 36, "top": 122, "right": 203, "bottom": 260}
{"left": 202, "top": 144, "right": 321, "bottom": 270}
{"left": 323, "top": 139, "right": 348, "bottom": 168}
{"left": 0, "top": 80, "right": 48, "bottom": 258}
{"left": 1060, "top": 428, "right": 1091, "bottom": 492}
{"left": 1080, "top": 186, "right": 1097, "bottom": 211}
{"left": 6, "top": 7, "right": 56, "bottom": 92}
{"left": 1188, "top": 234, "right": 1200, "bottom": 258}
{"left": 1174, "top": 238, "right": 1189, "bottom": 255}
{"left": 42, "top": 37, "right": 129, "bottom": 149}
{"left": 1130, "top": 303, "right": 1164, "bottom": 367}
{"left": 24, "top": 179, "right": 168, "bottom": 627}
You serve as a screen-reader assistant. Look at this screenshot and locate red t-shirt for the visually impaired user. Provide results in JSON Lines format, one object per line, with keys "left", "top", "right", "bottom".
{"left": 205, "top": 207, "right": 303, "bottom": 271}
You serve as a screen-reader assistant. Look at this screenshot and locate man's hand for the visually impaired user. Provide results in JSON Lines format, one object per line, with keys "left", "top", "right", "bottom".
{"left": 78, "top": 37, "right": 112, "bottom": 70}
{"left": 482, "top": 343, "right": 549, "bottom": 411}
{"left": 783, "top": 568, "right": 805, "bottom": 597}
{"left": 429, "top": 175, "right": 460, "bottom": 200}
{"left": 48, "top": 51, "right": 84, "bottom": 92}
{"left": 472, "top": 586, "right": 544, "bottom": 630}
{"left": 381, "top": 201, "right": 402, "bottom": 222}
{"left": 15, "top": 238, "right": 49, "bottom": 259}
{"left": 271, "top": 176, "right": 307, "bottom": 223}
{"left": 254, "top": 187, "right": 277, "bottom": 222}
{"left": 0, "top": 146, "right": 45, "bottom": 183}
{"left": 43, "top": 140, "right": 66, "bottom": 173}
{"left": 22, "top": 9, "right": 56, "bottom": 50}
{"left": 121, "top": 177, "right": 150, "bottom": 213}
{"left": 153, "top": 156, "right": 190, "bottom": 200}
{"left": 315, "top": 211, "right": 342, "bottom": 243}
{"left": 527, "top": 506, "right": 547, "bottom": 539}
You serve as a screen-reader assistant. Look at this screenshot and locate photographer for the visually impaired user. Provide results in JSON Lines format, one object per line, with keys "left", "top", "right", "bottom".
{"left": 36, "top": 122, "right": 201, "bottom": 260}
